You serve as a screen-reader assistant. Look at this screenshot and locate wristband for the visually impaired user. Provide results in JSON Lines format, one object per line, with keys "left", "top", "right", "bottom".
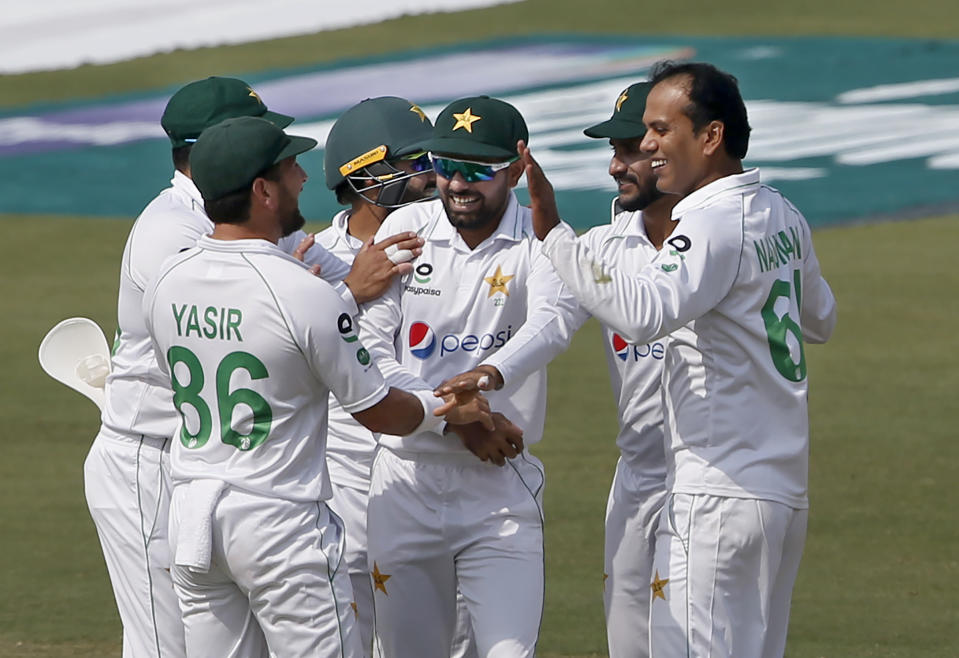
{"left": 410, "top": 389, "right": 446, "bottom": 435}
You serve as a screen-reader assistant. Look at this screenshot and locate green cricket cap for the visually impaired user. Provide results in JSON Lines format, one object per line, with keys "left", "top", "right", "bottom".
{"left": 584, "top": 82, "right": 652, "bottom": 139}
{"left": 161, "top": 77, "right": 294, "bottom": 148}
{"left": 423, "top": 95, "right": 528, "bottom": 160}
{"left": 189, "top": 117, "right": 317, "bottom": 201}
{"left": 324, "top": 96, "right": 434, "bottom": 190}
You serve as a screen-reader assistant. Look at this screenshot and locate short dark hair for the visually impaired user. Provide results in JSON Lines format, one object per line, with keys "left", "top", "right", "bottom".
{"left": 172, "top": 145, "right": 192, "bottom": 173}
{"left": 203, "top": 160, "right": 284, "bottom": 224}
{"left": 649, "top": 61, "right": 751, "bottom": 159}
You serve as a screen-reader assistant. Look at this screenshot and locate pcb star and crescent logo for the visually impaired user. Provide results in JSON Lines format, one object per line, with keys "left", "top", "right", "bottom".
{"left": 247, "top": 87, "right": 262, "bottom": 104}
{"left": 615, "top": 89, "right": 629, "bottom": 112}
{"left": 452, "top": 107, "right": 482, "bottom": 132}
{"left": 484, "top": 265, "right": 514, "bottom": 297}
{"left": 410, "top": 104, "right": 428, "bottom": 122}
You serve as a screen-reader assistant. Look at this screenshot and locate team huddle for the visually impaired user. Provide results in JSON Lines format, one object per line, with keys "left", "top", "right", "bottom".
{"left": 84, "top": 61, "right": 836, "bottom": 658}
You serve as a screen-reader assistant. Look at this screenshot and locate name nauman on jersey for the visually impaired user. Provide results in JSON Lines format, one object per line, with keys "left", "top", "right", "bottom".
{"left": 172, "top": 303, "right": 244, "bottom": 341}
{"left": 754, "top": 226, "right": 803, "bottom": 273}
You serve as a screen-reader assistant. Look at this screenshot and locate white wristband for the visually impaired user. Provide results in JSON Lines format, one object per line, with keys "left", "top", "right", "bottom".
{"left": 410, "top": 389, "right": 446, "bottom": 435}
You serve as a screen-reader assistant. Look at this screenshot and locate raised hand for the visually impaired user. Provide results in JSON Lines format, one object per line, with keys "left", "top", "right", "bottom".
{"left": 518, "top": 139, "right": 561, "bottom": 240}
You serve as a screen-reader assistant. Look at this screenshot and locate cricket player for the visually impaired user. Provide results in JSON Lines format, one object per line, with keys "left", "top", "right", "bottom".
{"left": 358, "top": 96, "right": 586, "bottom": 658}
{"left": 438, "top": 83, "right": 678, "bottom": 658}
{"left": 143, "top": 116, "right": 498, "bottom": 657}
{"left": 580, "top": 82, "right": 678, "bottom": 658}
{"left": 523, "top": 61, "right": 837, "bottom": 658}
{"left": 86, "top": 76, "right": 420, "bottom": 657}
{"left": 317, "top": 96, "right": 437, "bottom": 657}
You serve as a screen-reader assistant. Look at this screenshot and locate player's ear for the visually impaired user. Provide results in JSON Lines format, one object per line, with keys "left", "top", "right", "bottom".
{"left": 701, "top": 120, "right": 725, "bottom": 157}
{"left": 251, "top": 176, "right": 275, "bottom": 210}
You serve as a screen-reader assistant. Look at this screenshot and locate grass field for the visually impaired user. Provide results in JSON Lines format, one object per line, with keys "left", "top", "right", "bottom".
{"left": 2, "top": 0, "right": 958, "bottom": 656}
{"left": 2, "top": 213, "right": 957, "bottom": 657}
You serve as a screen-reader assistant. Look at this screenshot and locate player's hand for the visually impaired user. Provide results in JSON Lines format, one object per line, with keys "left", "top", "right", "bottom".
{"left": 518, "top": 139, "right": 560, "bottom": 240}
{"left": 447, "top": 413, "right": 524, "bottom": 466}
{"left": 434, "top": 389, "right": 495, "bottom": 431}
{"left": 291, "top": 233, "right": 323, "bottom": 276}
{"left": 434, "top": 365, "right": 504, "bottom": 397}
{"left": 345, "top": 232, "right": 425, "bottom": 304}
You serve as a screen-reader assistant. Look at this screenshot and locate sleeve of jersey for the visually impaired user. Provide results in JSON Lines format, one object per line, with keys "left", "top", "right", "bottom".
{"left": 356, "top": 279, "right": 451, "bottom": 444}
{"left": 278, "top": 230, "right": 359, "bottom": 316}
{"left": 541, "top": 216, "right": 740, "bottom": 345}
{"left": 798, "top": 223, "right": 838, "bottom": 344}
{"left": 481, "top": 243, "right": 590, "bottom": 386}
{"left": 128, "top": 211, "right": 207, "bottom": 292}
{"left": 354, "top": 210, "right": 440, "bottom": 394}
{"left": 355, "top": 278, "right": 435, "bottom": 394}
{"left": 141, "top": 260, "right": 174, "bottom": 381}
{"left": 297, "top": 283, "right": 389, "bottom": 414}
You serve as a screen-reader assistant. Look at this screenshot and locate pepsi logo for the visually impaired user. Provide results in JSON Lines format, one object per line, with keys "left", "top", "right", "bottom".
{"left": 610, "top": 333, "right": 666, "bottom": 362}
{"left": 409, "top": 321, "right": 436, "bottom": 359}
{"left": 612, "top": 333, "right": 629, "bottom": 361}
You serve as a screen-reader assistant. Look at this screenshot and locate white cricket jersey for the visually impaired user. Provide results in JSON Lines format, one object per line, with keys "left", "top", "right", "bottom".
{"left": 579, "top": 202, "right": 668, "bottom": 484}
{"left": 143, "top": 236, "right": 389, "bottom": 502}
{"left": 358, "top": 194, "right": 584, "bottom": 455}
{"left": 543, "top": 169, "right": 837, "bottom": 508}
{"left": 315, "top": 210, "right": 377, "bottom": 489}
{"left": 102, "top": 171, "right": 355, "bottom": 441}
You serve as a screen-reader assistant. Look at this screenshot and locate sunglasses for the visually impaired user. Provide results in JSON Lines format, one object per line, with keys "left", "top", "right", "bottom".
{"left": 399, "top": 151, "right": 434, "bottom": 173}
{"left": 429, "top": 154, "right": 518, "bottom": 182}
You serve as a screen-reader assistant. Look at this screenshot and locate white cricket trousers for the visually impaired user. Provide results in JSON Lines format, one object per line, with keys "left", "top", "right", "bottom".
{"left": 169, "top": 486, "right": 360, "bottom": 658}
{"left": 649, "top": 493, "right": 807, "bottom": 658}
{"left": 367, "top": 448, "right": 545, "bottom": 658}
{"left": 84, "top": 428, "right": 185, "bottom": 658}
{"left": 328, "top": 481, "right": 377, "bottom": 658}
{"left": 328, "top": 479, "right": 479, "bottom": 658}
{"left": 603, "top": 458, "right": 667, "bottom": 658}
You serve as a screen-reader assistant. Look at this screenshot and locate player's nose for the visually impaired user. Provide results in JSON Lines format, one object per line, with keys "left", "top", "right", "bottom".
{"left": 639, "top": 132, "right": 656, "bottom": 155}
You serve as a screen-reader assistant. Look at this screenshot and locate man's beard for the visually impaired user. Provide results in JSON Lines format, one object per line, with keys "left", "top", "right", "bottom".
{"left": 280, "top": 207, "right": 306, "bottom": 237}
{"left": 616, "top": 173, "right": 664, "bottom": 212}
{"left": 440, "top": 195, "right": 502, "bottom": 233}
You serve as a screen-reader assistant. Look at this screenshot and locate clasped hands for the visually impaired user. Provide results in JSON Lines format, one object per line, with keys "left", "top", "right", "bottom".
{"left": 432, "top": 367, "right": 523, "bottom": 466}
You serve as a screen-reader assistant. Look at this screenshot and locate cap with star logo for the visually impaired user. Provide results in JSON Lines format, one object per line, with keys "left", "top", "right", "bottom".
{"left": 424, "top": 95, "right": 528, "bottom": 160}
{"left": 161, "top": 76, "right": 294, "bottom": 148}
{"left": 584, "top": 81, "right": 652, "bottom": 139}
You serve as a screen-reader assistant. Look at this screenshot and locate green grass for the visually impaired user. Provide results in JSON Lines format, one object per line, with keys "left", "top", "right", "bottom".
{"left": 2, "top": 213, "right": 958, "bottom": 656}
{"left": 1, "top": 0, "right": 957, "bottom": 108}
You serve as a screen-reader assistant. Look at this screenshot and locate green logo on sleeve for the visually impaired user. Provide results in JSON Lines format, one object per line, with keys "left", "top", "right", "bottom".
{"left": 356, "top": 348, "right": 371, "bottom": 366}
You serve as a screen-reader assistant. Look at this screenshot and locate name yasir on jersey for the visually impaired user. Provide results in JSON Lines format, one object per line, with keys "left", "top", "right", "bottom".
{"left": 409, "top": 321, "right": 514, "bottom": 359}
{"left": 337, "top": 312, "right": 372, "bottom": 367}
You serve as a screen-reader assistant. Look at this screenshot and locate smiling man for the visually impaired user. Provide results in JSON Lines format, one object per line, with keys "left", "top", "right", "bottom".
{"left": 144, "top": 116, "right": 492, "bottom": 658}
{"left": 356, "top": 95, "right": 584, "bottom": 658}
{"left": 523, "top": 61, "right": 838, "bottom": 658}
{"left": 579, "top": 81, "right": 679, "bottom": 658}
